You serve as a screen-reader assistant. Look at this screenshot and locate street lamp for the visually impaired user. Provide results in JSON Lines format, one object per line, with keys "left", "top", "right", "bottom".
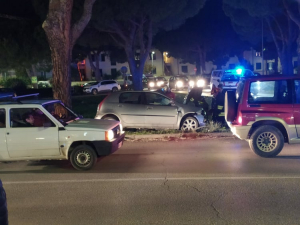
{"left": 151, "top": 51, "right": 155, "bottom": 75}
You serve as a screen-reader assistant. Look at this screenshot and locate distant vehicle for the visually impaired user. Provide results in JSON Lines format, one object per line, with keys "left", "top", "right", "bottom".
{"left": 83, "top": 80, "right": 121, "bottom": 95}
{"left": 168, "top": 75, "right": 189, "bottom": 90}
{"left": 210, "top": 68, "right": 255, "bottom": 90}
{"left": 188, "top": 77, "right": 206, "bottom": 91}
{"left": 95, "top": 91, "right": 206, "bottom": 131}
{"left": 0, "top": 88, "right": 16, "bottom": 99}
{"left": 145, "top": 77, "right": 168, "bottom": 90}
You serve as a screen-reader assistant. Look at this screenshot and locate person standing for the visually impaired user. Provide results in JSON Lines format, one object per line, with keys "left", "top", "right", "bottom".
{"left": 212, "top": 84, "right": 225, "bottom": 123}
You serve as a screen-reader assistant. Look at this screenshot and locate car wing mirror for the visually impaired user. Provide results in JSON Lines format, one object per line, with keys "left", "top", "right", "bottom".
{"left": 78, "top": 115, "right": 83, "bottom": 119}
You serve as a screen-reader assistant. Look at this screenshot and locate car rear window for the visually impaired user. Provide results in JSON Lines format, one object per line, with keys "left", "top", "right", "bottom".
{"left": 221, "top": 75, "right": 239, "bottom": 81}
{"left": 119, "top": 92, "right": 143, "bottom": 104}
{"left": 248, "top": 80, "right": 291, "bottom": 104}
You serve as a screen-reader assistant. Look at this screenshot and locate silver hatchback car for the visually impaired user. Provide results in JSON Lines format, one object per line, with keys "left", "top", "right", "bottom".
{"left": 95, "top": 91, "right": 205, "bottom": 131}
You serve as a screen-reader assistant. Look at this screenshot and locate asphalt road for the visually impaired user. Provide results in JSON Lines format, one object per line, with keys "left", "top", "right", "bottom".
{"left": 2, "top": 136, "right": 300, "bottom": 225}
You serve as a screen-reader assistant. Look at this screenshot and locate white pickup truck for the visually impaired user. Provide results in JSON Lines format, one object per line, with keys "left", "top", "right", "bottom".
{"left": 0, "top": 97, "right": 125, "bottom": 170}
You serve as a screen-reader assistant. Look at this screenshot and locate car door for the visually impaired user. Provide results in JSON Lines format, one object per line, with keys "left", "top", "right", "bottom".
{"left": 0, "top": 108, "right": 8, "bottom": 158}
{"left": 98, "top": 81, "right": 107, "bottom": 91}
{"left": 6, "top": 107, "right": 60, "bottom": 158}
{"left": 144, "top": 92, "right": 178, "bottom": 128}
{"left": 117, "top": 92, "right": 146, "bottom": 127}
{"left": 293, "top": 79, "right": 300, "bottom": 137}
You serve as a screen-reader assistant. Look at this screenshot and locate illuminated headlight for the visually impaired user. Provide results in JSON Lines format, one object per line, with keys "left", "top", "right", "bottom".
{"left": 189, "top": 80, "right": 195, "bottom": 87}
{"left": 176, "top": 81, "right": 183, "bottom": 88}
{"left": 105, "top": 130, "right": 114, "bottom": 141}
{"left": 157, "top": 81, "right": 163, "bottom": 86}
{"left": 149, "top": 82, "right": 155, "bottom": 87}
{"left": 197, "top": 79, "right": 205, "bottom": 87}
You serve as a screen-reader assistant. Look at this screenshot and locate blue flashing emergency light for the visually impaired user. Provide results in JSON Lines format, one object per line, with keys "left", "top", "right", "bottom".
{"left": 236, "top": 68, "right": 243, "bottom": 75}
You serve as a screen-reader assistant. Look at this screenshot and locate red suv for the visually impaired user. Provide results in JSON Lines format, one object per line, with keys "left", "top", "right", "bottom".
{"left": 225, "top": 75, "right": 300, "bottom": 157}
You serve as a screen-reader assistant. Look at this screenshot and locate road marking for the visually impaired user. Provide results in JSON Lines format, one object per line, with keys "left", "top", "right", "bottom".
{"left": 3, "top": 176, "right": 300, "bottom": 185}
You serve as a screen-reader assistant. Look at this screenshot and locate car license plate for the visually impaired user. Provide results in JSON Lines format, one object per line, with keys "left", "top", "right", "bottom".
{"left": 118, "top": 141, "right": 123, "bottom": 148}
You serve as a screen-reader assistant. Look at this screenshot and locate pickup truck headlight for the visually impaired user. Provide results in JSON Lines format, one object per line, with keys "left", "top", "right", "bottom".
{"left": 149, "top": 82, "right": 155, "bottom": 87}
{"left": 105, "top": 130, "right": 114, "bottom": 141}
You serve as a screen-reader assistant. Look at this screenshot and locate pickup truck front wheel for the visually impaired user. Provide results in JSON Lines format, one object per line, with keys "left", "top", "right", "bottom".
{"left": 70, "top": 145, "right": 97, "bottom": 170}
{"left": 249, "top": 125, "right": 284, "bottom": 158}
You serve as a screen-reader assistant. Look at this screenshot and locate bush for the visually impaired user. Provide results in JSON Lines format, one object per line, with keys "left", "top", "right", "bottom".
{"left": 1, "top": 77, "right": 29, "bottom": 91}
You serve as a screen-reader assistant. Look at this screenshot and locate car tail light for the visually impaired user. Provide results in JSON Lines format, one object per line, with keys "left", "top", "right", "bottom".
{"left": 97, "top": 95, "right": 109, "bottom": 111}
{"left": 238, "top": 116, "right": 242, "bottom": 124}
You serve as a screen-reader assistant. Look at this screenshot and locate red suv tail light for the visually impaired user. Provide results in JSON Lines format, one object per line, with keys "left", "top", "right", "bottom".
{"left": 238, "top": 116, "right": 242, "bottom": 124}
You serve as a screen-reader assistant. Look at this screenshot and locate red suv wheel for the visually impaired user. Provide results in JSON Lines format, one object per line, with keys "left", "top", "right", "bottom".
{"left": 249, "top": 125, "right": 284, "bottom": 157}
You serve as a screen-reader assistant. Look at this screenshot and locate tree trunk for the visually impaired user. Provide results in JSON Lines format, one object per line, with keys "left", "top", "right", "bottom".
{"left": 42, "top": 0, "right": 96, "bottom": 108}
{"left": 94, "top": 53, "right": 101, "bottom": 81}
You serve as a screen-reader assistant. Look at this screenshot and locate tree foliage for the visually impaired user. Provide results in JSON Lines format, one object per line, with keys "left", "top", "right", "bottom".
{"left": 0, "top": 0, "right": 51, "bottom": 77}
{"left": 154, "top": 0, "right": 249, "bottom": 73}
{"left": 91, "top": 0, "right": 206, "bottom": 90}
{"left": 223, "top": 0, "right": 297, "bottom": 75}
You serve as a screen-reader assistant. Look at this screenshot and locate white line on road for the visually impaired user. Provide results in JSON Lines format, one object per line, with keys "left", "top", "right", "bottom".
{"left": 3, "top": 176, "right": 300, "bottom": 185}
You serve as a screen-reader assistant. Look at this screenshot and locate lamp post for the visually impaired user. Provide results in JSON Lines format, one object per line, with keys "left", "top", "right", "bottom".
{"left": 151, "top": 51, "right": 155, "bottom": 75}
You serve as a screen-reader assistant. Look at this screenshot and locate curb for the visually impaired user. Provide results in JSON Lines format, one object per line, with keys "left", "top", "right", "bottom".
{"left": 125, "top": 132, "right": 233, "bottom": 140}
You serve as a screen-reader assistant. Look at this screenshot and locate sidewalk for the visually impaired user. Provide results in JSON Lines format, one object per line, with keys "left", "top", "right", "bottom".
{"left": 125, "top": 132, "right": 233, "bottom": 140}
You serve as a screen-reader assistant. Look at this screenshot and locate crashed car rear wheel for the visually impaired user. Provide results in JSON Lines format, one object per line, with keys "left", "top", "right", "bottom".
{"left": 181, "top": 117, "right": 198, "bottom": 131}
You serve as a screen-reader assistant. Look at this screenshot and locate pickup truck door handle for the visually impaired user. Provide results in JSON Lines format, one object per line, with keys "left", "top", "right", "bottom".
{"left": 249, "top": 104, "right": 261, "bottom": 107}
{"left": 118, "top": 105, "right": 123, "bottom": 107}
{"left": 147, "top": 107, "right": 153, "bottom": 110}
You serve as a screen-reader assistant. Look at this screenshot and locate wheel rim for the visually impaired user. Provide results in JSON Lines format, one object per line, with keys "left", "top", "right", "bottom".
{"left": 75, "top": 150, "right": 91, "bottom": 167}
{"left": 182, "top": 118, "right": 197, "bottom": 131}
{"left": 256, "top": 132, "right": 278, "bottom": 152}
{"left": 112, "top": 88, "right": 117, "bottom": 92}
{"left": 93, "top": 90, "right": 97, "bottom": 94}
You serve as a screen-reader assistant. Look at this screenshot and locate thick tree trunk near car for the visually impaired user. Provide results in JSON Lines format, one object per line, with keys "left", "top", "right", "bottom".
{"left": 126, "top": 49, "right": 146, "bottom": 91}
{"left": 42, "top": 0, "right": 73, "bottom": 107}
{"left": 42, "top": 0, "right": 96, "bottom": 108}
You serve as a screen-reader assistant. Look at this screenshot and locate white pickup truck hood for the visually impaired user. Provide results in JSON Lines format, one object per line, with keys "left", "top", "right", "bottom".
{"left": 65, "top": 119, "right": 119, "bottom": 131}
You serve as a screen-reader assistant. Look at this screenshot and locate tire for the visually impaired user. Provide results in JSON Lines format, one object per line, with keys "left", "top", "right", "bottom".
{"left": 70, "top": 145, "right": 97, "bottom": 171}
{"left": 103, "top": 116, "right": 118, "bottom": 121}
{"left": 224, "top": 91, "right": 237, "bottom": 122}
{"left": 249, "top": 125, "right": 284, "bottom": 158}
{"left": 92, "top": 89, "right": 98, "bottom": 95}
{"left": 112, "top": 87, "right": 118, "bottom": 92}
{"left": 181, "top": 117, "right": 199, "bottom": 132}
